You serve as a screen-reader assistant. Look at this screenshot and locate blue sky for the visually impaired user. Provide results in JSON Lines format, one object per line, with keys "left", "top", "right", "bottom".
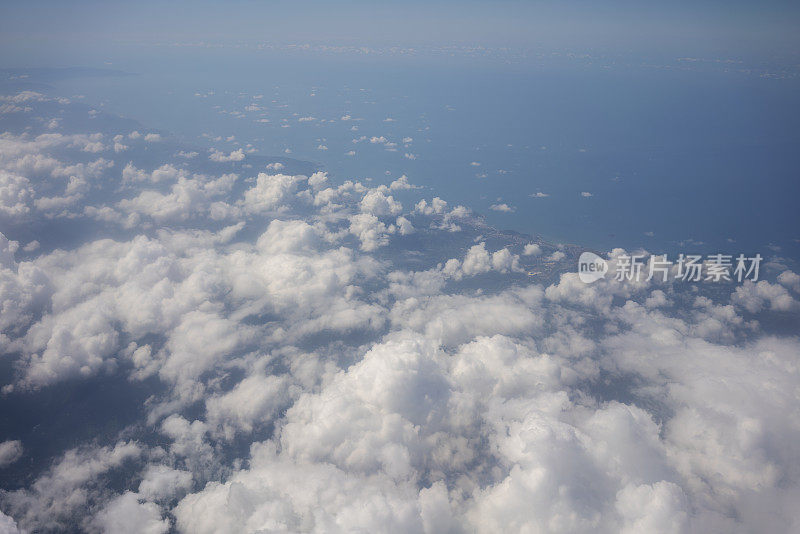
{"left": 2, "top": 2, "right": 800, "bottom": 532}
{"left": 2, "top": 0, "right": 799, "bottom": 64}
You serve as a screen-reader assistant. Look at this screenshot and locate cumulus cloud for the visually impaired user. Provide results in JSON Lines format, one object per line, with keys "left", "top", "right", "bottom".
{"left": 777, "top": 270, "right": 800, "bottom": 292}
{"left": 0, "top": 511, "right": 19, "bottom": 534}
{"left": 489, "top": 203, "right": 514, "bottom": 213}
{"left": 137, "top": 465, "right": 193, "bottom": 502}
{"left": 0, "top": 441, "right": 23, "bottom": 468}
{"left": 0, "top": 172, "right": 33, "bottom": 217}
{"left": 732, "top": 279, "right": 799, "bottom": 313}
{"left": 360, "top": 189, "right": 402, "bottom": 216}
{"left": 349, "top": 213, "right": 393, "bottom": 251}
{"left": 2, "top": 442, "right": 142, "bottom": 531}
{"left": 441, "top": 242, "right": 522, "bottom": 280}
{"left": 241, "top": 172, "right": 301, "bottom": 213}
{"left": 114, "top": 172, "right": 238, "bottom": 224}
{"left": 209, "top": 148, "right": 245, "bottom": 162}
{"left": 523, "top": 243, "right": 541, "bottom": 256}
{"left": 122, "top": 163, "right": 186, "bottom": 184}
{"left": 2, "top": 90, "right": 800, "bottom": 534}
{"left": 92, "top": 492, "right": 169, "bottom": 534}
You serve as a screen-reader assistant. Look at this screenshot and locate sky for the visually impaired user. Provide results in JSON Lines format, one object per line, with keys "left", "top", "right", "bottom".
{"left": 1, "top": 0, "right": 799, "bottom": 64}
{"left": 1, "top": 2, "right": 800, "bottom": 533}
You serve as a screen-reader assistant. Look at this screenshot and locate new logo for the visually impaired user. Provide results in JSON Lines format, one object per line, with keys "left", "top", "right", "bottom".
{"left": 578, "top": 251, "right": 608, "bottom": 283}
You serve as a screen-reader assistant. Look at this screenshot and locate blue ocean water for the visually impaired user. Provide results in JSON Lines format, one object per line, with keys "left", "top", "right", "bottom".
{"left": 45, "top": 46, "right": 800, "bottom": 260}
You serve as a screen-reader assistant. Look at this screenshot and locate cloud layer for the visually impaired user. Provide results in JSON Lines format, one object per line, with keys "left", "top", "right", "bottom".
{"left": 0, "top": 91, "right": 799, "bottom": 533}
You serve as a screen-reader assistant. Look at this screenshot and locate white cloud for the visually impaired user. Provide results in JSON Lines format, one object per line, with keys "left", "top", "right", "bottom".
{"left": 122, "top": 163, "right": 186, "bottom": 184}
{"left": 4, "top": 93, "right": 800, "bottom": 534}
{"left": 523, "top": 243, "right": 541, "bottom": 256}
{"left": 114, "top": 173, "right": 238, "bottom": 223}
{"left": 489, "top": 203, "right": 514, "bottom": 213}
{"left": 395, "top": 216, "right": 414, "bottom": 235}
{"left": 732, "top": 279, "right": 799, "bottom": 313}
{"left": 137, "top": 465, "right": 193, "bottom": 502}
{"left": 778, "top": 270, "right": 800, "bottom": 293}
{"left": 241, "top": 173, "right": 301, "bottom": 214}
{"left": 0, "top": 511, "right": 19, "bottom": 534}
{"left": 92, "top": 492, "right": 169, "bottom": 534}
{"left": 360, "top": 190, "right": 402, "bottom": 217}
{"left": 0, "top": 172, "right": 33, "bottom": 217}
{"left": 414, "top": 197, "right": 447, "bottom": 216}
{"left": 2, "top": 442, "right": 142, "bottom": 531}
{"left": 439, "top": 242, "right": 522, "bottom": 282}
{"left": 0, "top": 441, "right": 23, "bottom": 468}
{"left": 205, "top": 371, "right": 291, "bottom": 439}
{"left": 209, "top": 148, "right": 245, "bottom": 162}
{"left": 349, "top": 213, "right": 392, "bottom": 251}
